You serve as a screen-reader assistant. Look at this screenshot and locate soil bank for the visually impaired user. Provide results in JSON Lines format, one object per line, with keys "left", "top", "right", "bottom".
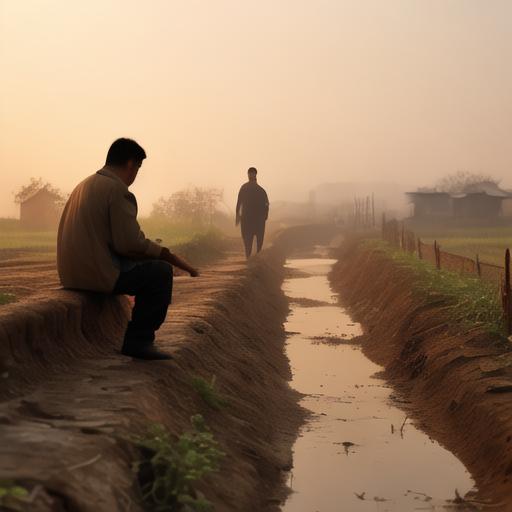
{"left": 0, "top": 247, "right": 303, "bottom": 512}
{"left": 330, "top": 238, "right": 512, "bottom": 510}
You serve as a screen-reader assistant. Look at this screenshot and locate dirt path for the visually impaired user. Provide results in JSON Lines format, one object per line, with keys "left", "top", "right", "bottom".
{"left": 0, "top": 257, "right": 59, "bottom": 300}
{"left": 0, "top": 249, "right": 303, "bottom": 511}
{"left": 330, "top": 239, "right": 512, "bottom": 510}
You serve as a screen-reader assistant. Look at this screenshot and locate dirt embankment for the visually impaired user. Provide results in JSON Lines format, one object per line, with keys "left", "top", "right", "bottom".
{"left": 330, "top": 239, "right": 512, "bottom": 509}
{"left": 0, "top": 248, "right": 303, "bottom": 512}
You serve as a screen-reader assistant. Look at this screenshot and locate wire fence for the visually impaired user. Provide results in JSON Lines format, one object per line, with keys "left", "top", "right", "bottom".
{"left": 381, "top": 216, "right": 512, "bottom": 336}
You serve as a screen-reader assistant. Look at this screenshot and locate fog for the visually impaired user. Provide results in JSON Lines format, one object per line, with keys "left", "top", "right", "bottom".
{"left": 1, "top": 0, "right": 511, "bottom": 218}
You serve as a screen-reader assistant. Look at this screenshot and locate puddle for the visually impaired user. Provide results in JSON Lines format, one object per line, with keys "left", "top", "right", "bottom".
{"left": 281, "top": 258, "right": 475, "bottom": 512}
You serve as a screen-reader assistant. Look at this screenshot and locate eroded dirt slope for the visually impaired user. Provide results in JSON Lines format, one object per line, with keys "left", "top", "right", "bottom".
{"left": 330, "top": 239, "right": 512, "bottom": 510}
{"left": 0, "top": 249, "right": 302, "bottom": 512}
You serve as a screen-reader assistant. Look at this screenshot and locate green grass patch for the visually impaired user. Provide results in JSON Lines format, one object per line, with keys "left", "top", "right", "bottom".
{"left": 362, "top": 239, "right": 506, "bottom": 335}
{"left": 0, "top": 218, "right": 57, "bottom": 250}
{"left": 141, "top": 218, "right": 227, "bottom": 265}
{"left": 191, "top": 375, "right": 229, "bottom": 410}
{"left": 407, "top": 224, "right": 512, "bottom": 267}
{"left": 0, "top": 231, "right": 57, "bottom": 251}
{"left": 0, "top": 292, "right": 16, "bottom": 305}
{"left": 422, "top": 237, "right": 509, "bottom": 267}
{"left": 174, "top": 232, "right": 227, "bottom": 267}
{"left": 134, "top": 415, "right": 224, "bottom": 512}
{"left": 140, "top": 218, "right": 222, "bottom": 247}
{"left": 0, "top": 217, "right": 227, "bottom": 266}
{"left": 0, "top": 480, "right": 29, "bottom": 510}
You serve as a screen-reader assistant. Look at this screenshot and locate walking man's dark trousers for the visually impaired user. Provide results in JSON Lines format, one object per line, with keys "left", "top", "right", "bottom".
{"left": 241, "top": 217, "right": 266, "bottom": 258}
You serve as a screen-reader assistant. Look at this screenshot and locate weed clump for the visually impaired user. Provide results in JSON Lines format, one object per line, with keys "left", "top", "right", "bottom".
{"left": 362, "top": 239, "right": 505, "bottom": 335}
{"left": 0, "top": 480, "right": 29, "bottom": 510}
{"left": 134, "top": 415, "right": 225, "bottom": 512}
{"left": 191, "top": 376, "right": 229, "bottom": 410}
{"left": 0, "top": 293, "right": 15, "bottom": 305}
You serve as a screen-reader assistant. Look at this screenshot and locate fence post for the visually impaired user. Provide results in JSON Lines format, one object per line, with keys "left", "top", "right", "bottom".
{"left": 505, "top": 249, "right": 511, "bottom": 336}
{"left": 372, "top": 193, "right": 375, "bottom": 227}
{"left": 381, "top": 212, "right": 386, "bottom": 239}
{"left": 418, "top": 237, "right": 422, "bottom": 259}
{"left": 476, "top": 254, "right": 481, "bottom": 278}
{"left": 434, "top": 240, "right": 441, "bottom": 270}
{"left": 401, "top": 224, "right": 405, "bottom": 251}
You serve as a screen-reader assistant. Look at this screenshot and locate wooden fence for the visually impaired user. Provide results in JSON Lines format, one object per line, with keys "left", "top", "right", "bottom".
{"left": 381, "top": 216, "right": 512, "bottom": 336}
{"left": 352, "top": 195, "right": 376, "bottom": 229}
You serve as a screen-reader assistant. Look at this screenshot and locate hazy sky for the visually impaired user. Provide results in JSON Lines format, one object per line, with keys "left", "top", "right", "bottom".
{"left": 1, "top": 0, "right": 511, "bottom": 217}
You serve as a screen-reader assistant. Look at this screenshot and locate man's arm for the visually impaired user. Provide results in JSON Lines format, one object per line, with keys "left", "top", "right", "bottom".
{"left": 109, "top": 188, "right": 199, "bottom": 276}
{"left": 235, "top": 186, "right": 244, "bottom": 226}
{"left": 263, "top": 189, "right": 270, "bottom": 220}
{"left": 109, "top": 188, "right": 161, "bottom": 260}
{"left": 160, "top": 248, "right": 199, "bottom": 277}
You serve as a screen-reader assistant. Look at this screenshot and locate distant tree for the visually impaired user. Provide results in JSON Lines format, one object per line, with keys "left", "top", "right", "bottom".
{"left": 151, "top": 187, "right": 224, "bottom": 226}
{"left": 14, "top": 177, "right": 66, "bottom": 206}
{"left": 436, "top": 171, "right": 500, "bottom": 194}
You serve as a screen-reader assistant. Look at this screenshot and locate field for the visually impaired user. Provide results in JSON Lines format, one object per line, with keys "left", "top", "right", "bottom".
{"left": 0, "top": 217, "right": 228, "bottom": 303}
{"left": 0, "top": 218, "right": 223, "bottom": 256}
{"left": 405, "top": 223, "right": 512, "bottom": 267}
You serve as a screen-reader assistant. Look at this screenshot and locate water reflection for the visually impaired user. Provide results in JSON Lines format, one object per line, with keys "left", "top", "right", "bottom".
{"left": 281, "top": 258, "right": 474, "bottom": 512}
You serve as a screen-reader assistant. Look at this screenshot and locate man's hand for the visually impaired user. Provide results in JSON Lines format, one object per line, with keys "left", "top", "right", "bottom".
{"left": 160, "top": 247, "right": 200, "bottom": 277}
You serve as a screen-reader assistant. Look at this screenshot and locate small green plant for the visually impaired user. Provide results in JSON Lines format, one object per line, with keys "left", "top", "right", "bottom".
{"left": 0, "top": 480, "right": 29, "bottom": 510}
{"left": 191, "top": 375, "right": 229, "bottom": 410}
{"left": 0, "top": 292, "right": 16, "bottom": 305}
{"left": 134, "top": 415, "right": 225, "bottom": 512}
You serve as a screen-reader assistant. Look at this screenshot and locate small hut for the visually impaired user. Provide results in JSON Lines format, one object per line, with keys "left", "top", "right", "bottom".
{"left": 20, "top": 188, "right": 62, "bottom": 230}
{"left": 406, "top": 191, "right": 452, "bottom": 218}
{"left": 407, "top": 182, "right": 512, "bottom": 220}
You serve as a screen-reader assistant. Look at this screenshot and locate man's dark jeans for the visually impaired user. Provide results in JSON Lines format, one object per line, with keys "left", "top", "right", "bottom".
{"left": 241, "top": 218, "right": 266, "bottom": 258}
{"left": 113, "top": 260, "right": 173, "bottom": 350}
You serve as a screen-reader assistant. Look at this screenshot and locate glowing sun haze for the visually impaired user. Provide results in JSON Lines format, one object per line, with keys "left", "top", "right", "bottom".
{"left": 1, "top": 0, "right": 511, "bottom": 217}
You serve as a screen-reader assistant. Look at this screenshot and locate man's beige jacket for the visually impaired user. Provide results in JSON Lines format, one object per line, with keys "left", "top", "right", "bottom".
{"left": 57, "top": 167, "right": 161, "bottom": 293}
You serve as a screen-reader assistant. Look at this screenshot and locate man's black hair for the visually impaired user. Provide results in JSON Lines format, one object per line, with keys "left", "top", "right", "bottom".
{"left": 248, "top": 167, "right": 257, "bottom": 175}
{"left": 106, "top": 138, "right": 147, "bottom": 166}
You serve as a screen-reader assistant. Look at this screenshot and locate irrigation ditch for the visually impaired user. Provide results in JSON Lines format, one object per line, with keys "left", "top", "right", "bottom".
{"left": 0, "top": 224, "right": 337, "bottom": 512}
{"left": 329, "top": 237, "right": 512, "bottom": 510}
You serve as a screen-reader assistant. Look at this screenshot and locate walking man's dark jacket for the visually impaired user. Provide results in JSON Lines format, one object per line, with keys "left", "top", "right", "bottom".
{"left": 236, "top": 181, "right": 269, "bottom": 223}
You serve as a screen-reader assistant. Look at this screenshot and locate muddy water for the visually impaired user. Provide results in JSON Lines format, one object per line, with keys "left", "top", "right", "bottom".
{"left": 281, "top": 257, "right": 475, "bottom": 512}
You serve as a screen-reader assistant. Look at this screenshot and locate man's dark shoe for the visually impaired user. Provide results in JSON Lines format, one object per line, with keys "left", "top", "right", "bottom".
{"left": 121, "top": 345, "right": 173, "bottom": 360}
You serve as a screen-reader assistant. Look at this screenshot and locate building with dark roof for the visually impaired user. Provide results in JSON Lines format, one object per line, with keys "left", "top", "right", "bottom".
{"left": 407, "top": 182, "right": 512, "bottom": 219}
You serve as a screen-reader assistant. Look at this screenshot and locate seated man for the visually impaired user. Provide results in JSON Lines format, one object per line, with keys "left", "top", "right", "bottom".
{"left": 57, "top": 138, "right": 198, "bottom": 360}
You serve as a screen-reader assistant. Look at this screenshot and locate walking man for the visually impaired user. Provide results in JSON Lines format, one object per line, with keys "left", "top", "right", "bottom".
{"left": 57, "top": 138, "right": 199, "bottom": 360}
{"left": 236, "top": 167, "right": 269, "bottom": 258}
